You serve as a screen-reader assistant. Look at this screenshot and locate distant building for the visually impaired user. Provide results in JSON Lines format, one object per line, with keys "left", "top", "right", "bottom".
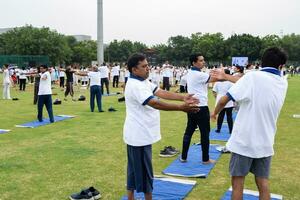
{"left": 71, "top": 35, "right": 92, "bottom": 42}
{"left": 0, "top": 28, "right": 13, "bottom": 34}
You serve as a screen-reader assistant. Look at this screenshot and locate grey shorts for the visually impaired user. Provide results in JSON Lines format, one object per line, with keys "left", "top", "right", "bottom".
{"left": 229, "top": 153, "right": 272, "bottom": 178}
{"left": 127, "top": 144, "right": 153, "bottom": 193}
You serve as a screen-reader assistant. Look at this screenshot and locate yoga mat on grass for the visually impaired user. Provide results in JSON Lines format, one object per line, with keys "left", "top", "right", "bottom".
{"left": 15, "top": 115, "right": 74, "bottom": 128}
{"left": 0, "top": 129, "right": 10, "bottom": 134}
{"left": 103, "top": 92, "right": 121, "bottom": 97}
{"left": 121, "top": 177, "right": 196, "bottom": 200}
{"left": 221, "top": 187, "right": 283, "bottom": 200}
{"left": 209, "top": 124, "right": 231, "bottom": 142}
{"left": 162, "top": 144, "right": 222, "bottom": 178}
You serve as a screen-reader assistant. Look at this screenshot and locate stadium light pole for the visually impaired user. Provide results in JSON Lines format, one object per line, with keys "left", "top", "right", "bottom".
{"left": 97, "top": 0, "right": 104, "bottom": 65}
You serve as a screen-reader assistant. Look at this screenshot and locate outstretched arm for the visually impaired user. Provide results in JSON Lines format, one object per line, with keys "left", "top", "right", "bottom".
{"left": 147, "top": 98, "right": 199, "bottom": 113}
{"left": 210, "top": 69, "right": 241, "bottom": 83}
{"left": 155, "top": 89, "right": 199, "bottom": 105}
{"left": 211, "top": 95, "right": 230, "bottom": 120}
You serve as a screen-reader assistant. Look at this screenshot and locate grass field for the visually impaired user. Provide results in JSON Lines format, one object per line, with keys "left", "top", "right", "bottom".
{"left": 0, "top": 76, "right": 299, "bottom": 200}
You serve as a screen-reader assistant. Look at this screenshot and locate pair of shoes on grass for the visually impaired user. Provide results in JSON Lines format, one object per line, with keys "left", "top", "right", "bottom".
{"left": 69, "top": 186, "right": 101, "bottom": 200}
{"left": 159, "top": 146, "right": 179, "bottom": 157}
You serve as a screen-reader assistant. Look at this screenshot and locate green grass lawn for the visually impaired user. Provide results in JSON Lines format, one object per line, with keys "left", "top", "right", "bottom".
{"left": 0, "top": 76, "right": 299, "bottom": 200}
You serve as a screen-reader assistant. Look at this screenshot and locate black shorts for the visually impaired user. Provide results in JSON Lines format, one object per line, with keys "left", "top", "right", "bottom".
{"left": 127, "top": 144, "right": 153, "bottom": 193}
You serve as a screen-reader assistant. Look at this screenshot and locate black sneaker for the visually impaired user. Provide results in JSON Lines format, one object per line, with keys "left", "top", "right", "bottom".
{"left": 108, "top": 107, "right": 117, "bottom": 112}
{"left": 165, "top": 146, "right": 179, "bottom": 155}
{"left": 69, "top": 189, "right": 93, "bottom": 200}
{"left": 159, "top": 148, "right": 175, "bottom": 157}
{"left": 87, "top": 187, "right": 101, "bottom": 200}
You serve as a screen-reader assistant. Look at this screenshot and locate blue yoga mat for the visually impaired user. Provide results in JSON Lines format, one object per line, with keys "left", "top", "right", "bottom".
{"left": 15, "top": 115, "right": 74, "bottom": 128}
{"left": 210, "top": 124, "right": 231, "bottom": 142}
{"left": 121, "top": 177, "right": 196, "bottom": 200}
{"left": 0, "top": 129, "right": 10, "bottom": 134}
{"left": 162, "top": 144, "right": 222, "bottom": 178}
{"left": 221, "top": 188, "right": 283, "bottom": 200}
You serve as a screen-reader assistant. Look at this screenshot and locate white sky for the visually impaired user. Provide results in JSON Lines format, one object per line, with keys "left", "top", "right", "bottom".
{"left": 0, "top": 0, "right": 299, "bottom": 45}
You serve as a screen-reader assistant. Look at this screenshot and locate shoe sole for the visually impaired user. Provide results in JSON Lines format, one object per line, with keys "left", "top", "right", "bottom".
{"left": 69, "top": 196, "right": 94, "bottom": 200}
{"left": 93, "top": 194, "right": 102, "bottom": 200}
{"left": 159, "top": 154, "right": 176, "bottom": 157}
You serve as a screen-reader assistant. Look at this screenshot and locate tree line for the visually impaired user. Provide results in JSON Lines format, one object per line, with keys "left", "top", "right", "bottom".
{"left": 0, "top": 25, "right": 299, "bottom": 66}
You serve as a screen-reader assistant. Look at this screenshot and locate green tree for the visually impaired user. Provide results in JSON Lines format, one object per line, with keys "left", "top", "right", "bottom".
{"left": 72, "top": 40, "right": 97, "bottom": 66}
{"left": 260, "top": 35, "right": 281, "bottom": 57}
{"left": 191, "top": 32, "right": 226, "bottom": 63}
{"left": 280, "top": 34, "right": 300, "bottom": 61}
{"left": 226, "top": 34, "right": 262, "bottom": 62}
{"left": 0, "top": 25, "right": 72, "bottom": 65}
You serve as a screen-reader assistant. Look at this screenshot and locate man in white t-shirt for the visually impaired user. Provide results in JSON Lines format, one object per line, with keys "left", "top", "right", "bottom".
{"left": 211, "top": 47, "right": 288, "bottom": 200}
{"left": 99, "top": 63, "right": 110, "bottom": 95}
{"left": 76, "top": 66, "right": 104, "bottom": 112}
{"left": 124, "top": 53, "right": 199, "bottom": 200}
{"left": 59, "top": 68, "right": 66, "bottom": 89}
{"left": 181, "top": 54, "right": 218, "bottom": 164}
{"left": 161, "top": 62, "right": 171, "bottom": 91}
{"left": 212, "top": 69, "right": 234, "bottom": 133}
{"left": 112, "top": 63, "right": 120, "bottom": 88}
{"left": 19, "top": 67, "right": 27, "bottom": 91}
{"left": 37, "top": 65, "right": 54, "bottom": 123}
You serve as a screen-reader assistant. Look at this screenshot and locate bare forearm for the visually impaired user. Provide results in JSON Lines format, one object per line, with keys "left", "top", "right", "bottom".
{"left": 155, "top": 90, "right": 184, "bottom": 101}
{"left": 213, "top": 96, "right": 230, "bottom": 115}
{"left": 149, "top": 99, "right": 182, "bottom": 111}
{"left": 224, "top": 74, "right": 240, "bottom": 83}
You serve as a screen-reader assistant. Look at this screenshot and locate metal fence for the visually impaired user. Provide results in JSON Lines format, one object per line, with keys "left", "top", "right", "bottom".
{"left": 0, "top": 55, "right": 49, "bottom": 68}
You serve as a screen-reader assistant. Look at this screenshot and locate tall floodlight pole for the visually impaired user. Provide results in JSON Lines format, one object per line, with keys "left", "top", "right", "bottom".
{"left": 97, "top": 0, "right": 104, "bottom": 65}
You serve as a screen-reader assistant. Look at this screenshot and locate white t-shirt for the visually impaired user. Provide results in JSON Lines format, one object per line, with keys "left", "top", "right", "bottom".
{"left": 99, "top": 66, "right": 109, "bottom": 78}
{"left": 88, "top": 71, "right": 101, "bottom": 86}
{"left": 3, "top": 69, "right": 10, "bottom": 84}
{"left": 226, "top": 68, "right": 288, "bottom": 158}
{"left": 19, "top": 70, "right": 27, "bottom": 79}
{"left": 38, "top": 71, "right": 52, "bottom": 95}
{"left": 59, "top": 71, "right": 65, "bottom": 77}
{"left": 111, "top": 66, "right": 120, "bottom": 76}
{"left": 187, "top": 67, "right": 210, "bottom": 106}
{"left": 213, "top": 81, "right": 234, "bottom": 108}
{"left": 179, "top": 74, "right": 187, "bottom": 86}
{"left": 123, "top": 75, "right": 161, "bottom": 146}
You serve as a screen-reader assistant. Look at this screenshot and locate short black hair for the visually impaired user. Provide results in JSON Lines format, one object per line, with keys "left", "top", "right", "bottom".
{"left": 261, "top": 47, "right": 287, "bottom": 69}
{"left": 235, "top": 65, "right": 244, "bottom": 73}
{"left": 189, "top": 53, "right": 203, "bottom": 66}
{"left": 40, "top": 64, "right": 48, "bottom": 69}
{"left": 224, "top": 69, "right": 231, "bottom": 75}
{"left": 127, "top": 53, "right": 146, "bottom": 73}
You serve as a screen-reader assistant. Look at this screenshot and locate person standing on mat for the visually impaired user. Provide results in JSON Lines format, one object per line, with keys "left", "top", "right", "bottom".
{"left": 211, "top": 47, "right": 288, "bottom": 200}
{"left": 180, "top": 53, "right": 218, "bottom": 164}
{"left": 76, "top": 66, "right": 104, "bottom": 112}
{"left": 212, "top": 69, "right": 234, "bottom": 134}
{"left": 123, "top": 53, "right": 199, "bottom": 200}
{"left": 37, "top": 65, "right": 54, "bottom": 123}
